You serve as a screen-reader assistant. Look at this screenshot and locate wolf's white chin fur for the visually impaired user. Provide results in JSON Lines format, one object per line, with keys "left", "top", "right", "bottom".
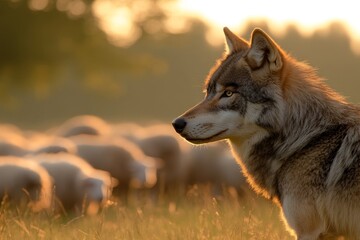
{"left": 184, "top": 128, "right": 228, "bottom": 144}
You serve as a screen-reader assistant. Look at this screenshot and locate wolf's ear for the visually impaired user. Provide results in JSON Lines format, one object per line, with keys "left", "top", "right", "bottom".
{"left": 223, "top": 27, "right": 248, "bottom": 54}
{"left": 246, "top": 28, "right": 283, "bottom": 72}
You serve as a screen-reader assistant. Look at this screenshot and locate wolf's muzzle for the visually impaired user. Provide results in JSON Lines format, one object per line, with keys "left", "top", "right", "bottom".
{"left": 172, "top": 118, "right": 187, "bottom": 133}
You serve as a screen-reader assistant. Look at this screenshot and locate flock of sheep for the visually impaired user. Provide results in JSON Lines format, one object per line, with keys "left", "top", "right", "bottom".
{"left": 0, "top": 115, "right": 250, "bottom": 215}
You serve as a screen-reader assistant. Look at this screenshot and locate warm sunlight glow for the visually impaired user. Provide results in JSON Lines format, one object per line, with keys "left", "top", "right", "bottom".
{"left": 92, "top": 0, "right": 141, "bottom": 47}
{"left": 175, "top": 0, "right": 360, "bottom": 54}
{"left": 91, "top": 0, "right": 360, "bottom": 54}
{"left": 28, "top": 0, "right": 49, "bottom": 11}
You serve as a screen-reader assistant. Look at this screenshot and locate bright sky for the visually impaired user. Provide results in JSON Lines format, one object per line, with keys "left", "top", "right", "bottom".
{"left": 175, "top": 0, "right": 360, "bottom": 53}
{"left": 92, "top": 0, "right": 360, "bottom": 53}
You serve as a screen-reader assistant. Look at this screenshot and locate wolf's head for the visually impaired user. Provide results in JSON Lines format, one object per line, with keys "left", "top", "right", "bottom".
{"left": 172, "top": 27, "right": 287, "bottom": 144}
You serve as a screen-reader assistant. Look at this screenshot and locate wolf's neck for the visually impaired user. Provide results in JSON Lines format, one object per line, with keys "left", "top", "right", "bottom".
{"left": 229, "top": 130, "right": 277, "bottom": 199}
{"left": 279, "top": 60, "right": 357, "bottom": 156}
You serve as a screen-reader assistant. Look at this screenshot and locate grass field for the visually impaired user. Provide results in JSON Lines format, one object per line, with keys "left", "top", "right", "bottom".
{"left": 0, "top": 190, "right": 293, "bottom": 240}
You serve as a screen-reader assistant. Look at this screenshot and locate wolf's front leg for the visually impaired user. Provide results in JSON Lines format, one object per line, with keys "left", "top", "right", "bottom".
{"left": 281, "top": 195, "right": 327, "bottom": 240}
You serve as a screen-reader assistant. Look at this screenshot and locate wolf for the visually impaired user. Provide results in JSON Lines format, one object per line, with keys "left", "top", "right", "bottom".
{"left": 172, "top": 27, "right": 360, "bottom": 239}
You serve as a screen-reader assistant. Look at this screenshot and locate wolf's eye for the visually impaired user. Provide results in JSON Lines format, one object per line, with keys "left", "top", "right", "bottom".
{"left": 222, "top": 90, "right": 233, "bottom": 98}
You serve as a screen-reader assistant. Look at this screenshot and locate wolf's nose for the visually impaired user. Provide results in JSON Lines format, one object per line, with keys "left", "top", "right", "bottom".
{"left": 172, "top": 118, "right": 187, "bottom": 133}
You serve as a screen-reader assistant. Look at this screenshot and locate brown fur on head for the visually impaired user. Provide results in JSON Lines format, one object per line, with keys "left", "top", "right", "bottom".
{"left": 173, "top": 27, "right": 355, "bottom": 145}
{"left": 173, "top": 27, "right": 290, "bottom": 144}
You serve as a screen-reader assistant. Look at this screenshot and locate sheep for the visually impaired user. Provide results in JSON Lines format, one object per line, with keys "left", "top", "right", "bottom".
{"left": 0, "top": 141, "right": 30, "bottom": 157}
{"left": 112, "top": 123, "right": 188, "bottom": 199}
{"left": 0, "top": 124, "right": 29, "bottom": 156}
{"left": 0, "top": 124, "right": 26, "bottom": 143}
{"left": 134, "top": 134, "right": 185, "bottom": 199}
{"left": 28, "top": 153, "right": 116, "bottom": 215}
{"left": 71, "top": 135, "right": 158, "bottom": 202}
{"left": 0, "top": 156, "right": 52, "bottom": 212}
{"left": 183, "top": 141, "right": 250, "bottom": 200}
{"left": 31, "top": 136, "right": 77, "bottom": 155}
{"left": 183, "top": 142, "right": 226, "bottom": 195}
{"left": 19, "top": 130, "right": 78, "bottom": 155}
{"left": 216, "top": 151, "right": 252, "bottom": 200}
{"left": 50, "top": 115, "right": 111, "bottom": 138}
{"left": 110, "top": 122, "right": 145, "bottom": 142}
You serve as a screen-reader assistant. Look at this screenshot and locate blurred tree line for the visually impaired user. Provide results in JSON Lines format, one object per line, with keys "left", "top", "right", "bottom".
{"left": 0, "top": 0, "right": 360, "bottom": 129}
{"left": 0, "top": 0, "right": 172, "bottom": 99}
{"left": 0, "top": 0, "right": 218, "bottom": 128}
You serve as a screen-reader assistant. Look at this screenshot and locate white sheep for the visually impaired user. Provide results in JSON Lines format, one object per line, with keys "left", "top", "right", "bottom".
{"left": 183, "top": 141, "right": 250, "bottom": 200}
{"left": 72, "top": 136, "right": 158, "bottom": 201}
{"left": 134, "top": 133, "right": 185, "bottom": 198}
{"left": 112, "top": 123, "right": 188, "bottom": 198}
{"left": 0, "top": 141, "right": 30, "bottom": 157}
{"left": 0, "top": 124, "right": 29, "bottom": 156}
{"left": 110, "top": 122, "right": 145, "bottom": 142}
{"left": 31, "top": 136, "right": 77, "bottom": 155}
{"left": 0, "top": 156, "right": 52, "bottom": 212}
{"left": 20, "top": 130, "right": 78, "bottom": 155}
{"left": 28, "top": 153, "right": 116, "bottom": 215}
{"left": 0, "top": 124, "right": 26, "bottom": 144}
{"left": 50, "top": 115, "right": 111, "bottom": 138}
{"left": 183, "top": 142, "right": 226, "bottom": 193}
{"left": 216, "top": 151, "right": 252, "bottom": 200}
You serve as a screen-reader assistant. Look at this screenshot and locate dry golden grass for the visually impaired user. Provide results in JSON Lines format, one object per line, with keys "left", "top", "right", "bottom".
{"left": 0, "top": 190, "right": 293, "bottom": 240}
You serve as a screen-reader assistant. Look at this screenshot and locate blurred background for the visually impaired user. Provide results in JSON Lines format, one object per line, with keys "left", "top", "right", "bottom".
{"left": 1, "top": 0, "right": 360, "bottom": 130}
